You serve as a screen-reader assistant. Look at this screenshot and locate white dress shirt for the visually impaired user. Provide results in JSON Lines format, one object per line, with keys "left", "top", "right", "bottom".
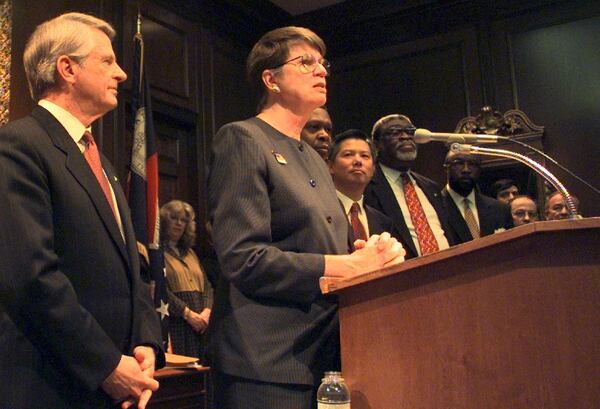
{"left": 380, "top": 164, "right": 449, "bottom": 255}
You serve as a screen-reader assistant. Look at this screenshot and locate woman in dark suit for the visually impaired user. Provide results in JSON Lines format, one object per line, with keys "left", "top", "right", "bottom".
{"left": 207, "top": 26, "right": 404, "bottom": 409}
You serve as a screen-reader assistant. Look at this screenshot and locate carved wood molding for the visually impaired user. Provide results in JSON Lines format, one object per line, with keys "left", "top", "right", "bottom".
{"left": 454, "top": 106, "right": 545, "bottom": 170}
{"left": 454, "top": 105, "right": 544, "bottom": 138}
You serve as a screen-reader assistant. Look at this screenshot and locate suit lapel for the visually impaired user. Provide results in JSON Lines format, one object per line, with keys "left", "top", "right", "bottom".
{"left": 441, "top": 188, "right": 473, "bottom": 242}
{"left": 368, "top": 166, "right": 417, "bottom": 257}
{"left": 31, "top": 107, "right": 131, "bottom": 268}
{"left": 475, "top": 192, "right": 494, "bottom": 236}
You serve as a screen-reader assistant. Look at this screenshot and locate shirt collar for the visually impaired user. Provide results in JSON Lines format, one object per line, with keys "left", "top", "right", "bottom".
{"left": 446, "top": 184, "right": 476, "bottom": 206}
{"left": 336, "top": 190, "right": 364, "bottom": 214}
{"left": 39, "top": 99, "right": 89, "bottom": 145}
{"left": 379, "top": 163, "right": 410, "bottom": 184}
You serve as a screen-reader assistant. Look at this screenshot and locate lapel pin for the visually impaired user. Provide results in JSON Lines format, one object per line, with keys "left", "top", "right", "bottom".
{"left": 272, "top": 151, "right": 287, "bottom": 165}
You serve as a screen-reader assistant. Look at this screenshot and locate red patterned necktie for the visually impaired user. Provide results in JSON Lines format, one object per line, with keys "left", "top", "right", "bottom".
{"left": 350, "top": 202, "right": 368, "bottom": 241}
{"left": 82, "top": 131, "right": 118, "bottom": 220}
{"left": 463, "top": 198, "right": 480, "bottom": 239}
{"left": 400, "top": 173, "right": 439, "bottom": 255}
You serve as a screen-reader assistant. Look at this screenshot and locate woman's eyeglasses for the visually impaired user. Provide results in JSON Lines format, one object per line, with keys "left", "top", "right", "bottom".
{"left": 273, "top": 54, "right": 330, "bottom": 74}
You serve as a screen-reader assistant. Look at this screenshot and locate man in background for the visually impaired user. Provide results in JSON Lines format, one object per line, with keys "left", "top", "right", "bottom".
{"left": 328, "top": 129, "right": 394, "bottom": 246}
{"left": 301, "top": 106, "right": 333, "bottom": 161}
{"left": 364, "top": 114, "right": 453, "bottom": 259}
{"left": 545, "top": 190, "right": 581, "bottom": 220}
{"left": 0, "top": 12, "right": 163, "bottom": 408}
{"left": 491, "top": 178, "right": 519, "bottom": 204}
{"left": 510, "top": 195, "right": 539, "bottom": 226}
{"left": 440, "top": 150, "right": 513, "bottom": 244}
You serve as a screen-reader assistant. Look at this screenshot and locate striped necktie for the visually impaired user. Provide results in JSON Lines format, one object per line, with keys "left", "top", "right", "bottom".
{"left": 463, "top": 198, "right": 480, "bottom": 239}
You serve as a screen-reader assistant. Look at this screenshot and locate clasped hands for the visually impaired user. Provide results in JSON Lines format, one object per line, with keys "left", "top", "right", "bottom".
{"left": 324, "top": 232, "right": 406, "bottom": 280}
{"left": 353, "top": 231, "right": 406, "bottom": 268}
{"left": 101, "top": 345, "right": 158, "bottom": 409}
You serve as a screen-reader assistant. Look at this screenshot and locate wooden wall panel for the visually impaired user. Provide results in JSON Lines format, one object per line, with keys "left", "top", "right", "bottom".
{"left": 122, "top": 0, "right": 198, "bottom": 113}
{"left": 491, "top": 3, "right": 600, "bottom": 216}
{"left": 328, "top": 29, "right": 483, "bottom": 185}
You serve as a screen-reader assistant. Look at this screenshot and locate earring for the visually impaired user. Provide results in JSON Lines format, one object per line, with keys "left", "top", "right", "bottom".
{"left": 272, "top": 85, "right": 280, "bottom": 93}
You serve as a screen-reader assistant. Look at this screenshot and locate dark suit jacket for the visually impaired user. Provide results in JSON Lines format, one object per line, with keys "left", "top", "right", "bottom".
{"left": 207, "top": 117, "right": 348, "bottom": 386}
{"left": 440, "top": 187, "right": 514, "bottom": 244}
{"left": 0, "top": 107, "right": 164, "bottom": 408}
{"left": 364, "top": 165, "right": 455, "bottom": 259}
{"left": 366, "top": 204, "right": 393, "bottom": 236}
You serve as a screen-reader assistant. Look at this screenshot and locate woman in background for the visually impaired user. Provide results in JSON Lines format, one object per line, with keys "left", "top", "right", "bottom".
{"left": 207, "top": 26, "right": 404, "bottom": 408}
{"left": 160, "top": 200, "right": 213, "bottom": 359}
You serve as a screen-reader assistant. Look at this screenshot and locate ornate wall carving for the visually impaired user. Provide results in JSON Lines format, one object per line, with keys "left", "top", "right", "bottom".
{"left": 0, "top": 0, "right": 10, "bottom": 124}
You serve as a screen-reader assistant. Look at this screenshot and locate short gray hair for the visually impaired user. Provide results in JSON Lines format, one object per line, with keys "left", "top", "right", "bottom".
{"left": 23, "top": 12, "right": 115, "bottom": 101}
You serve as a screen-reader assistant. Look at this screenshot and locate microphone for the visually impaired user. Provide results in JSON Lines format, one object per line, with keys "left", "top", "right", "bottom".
{"left": 414, "top": 128, "right": 509, "bottom": 144}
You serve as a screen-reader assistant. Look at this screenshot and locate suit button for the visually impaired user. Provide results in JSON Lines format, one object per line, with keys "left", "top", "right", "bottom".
{"left": 298, "top": 143, "right": 304, "bottom": 151}
{"left": 326, "top": 216, "right": 333, "bottom": 223}
{"left": 309, "top": 179, "right": 316, "bottom": 187}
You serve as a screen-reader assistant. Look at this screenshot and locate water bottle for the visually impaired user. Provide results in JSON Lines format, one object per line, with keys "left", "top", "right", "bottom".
{"left": 317, "top": 371, "right": 351, "bottom": 408}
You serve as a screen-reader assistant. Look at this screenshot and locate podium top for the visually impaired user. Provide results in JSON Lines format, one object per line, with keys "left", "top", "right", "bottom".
{"left": 320, "top": 218, "right": 600, "bottom": 295}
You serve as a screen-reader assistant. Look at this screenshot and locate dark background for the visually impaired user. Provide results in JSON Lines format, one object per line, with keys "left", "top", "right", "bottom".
{"left": 9, "top": 0, "right": 600, "bottom": 253}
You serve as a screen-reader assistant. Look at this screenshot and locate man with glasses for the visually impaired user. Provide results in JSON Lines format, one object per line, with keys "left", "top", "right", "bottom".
{"left": 364, "top": 114, "right": 454, "bottom": 259}
{"left": 440, "top": 150, "right": 513, "bottom": 244}
{"left": 510, "top": 195, "right": 539, "bottom": 226}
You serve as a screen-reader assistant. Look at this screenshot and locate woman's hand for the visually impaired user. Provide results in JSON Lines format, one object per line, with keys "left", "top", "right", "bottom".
{"left": 324, "top": 232, "right": 405, "bottom": 279}
{"left": 184, "top": 308, "right": 209, "bottom": 333}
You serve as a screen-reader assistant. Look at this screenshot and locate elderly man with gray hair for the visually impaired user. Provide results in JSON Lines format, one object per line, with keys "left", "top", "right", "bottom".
{"left": 364, "top": 114, "right": 455, "bottom": 259}
{"left": 0, "top": 12, "right": 164, "bottom": 409}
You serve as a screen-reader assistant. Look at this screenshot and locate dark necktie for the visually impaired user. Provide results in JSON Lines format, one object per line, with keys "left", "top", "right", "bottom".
{"left": 400, "top": 173, "right": 439, "bottom": 255}
{"left": 82, "top": 131, "right": 118, "bottom": 221}
{"left": 350, "top": 202, "right": 368, "bottom": 241}
{"left": 463, "top": 198, "right": 480, "bottom": 239}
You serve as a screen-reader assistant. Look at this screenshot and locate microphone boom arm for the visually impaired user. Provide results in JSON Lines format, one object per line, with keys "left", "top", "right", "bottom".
{"left": 450, "top": 143, "right": 578, "bottom": 218}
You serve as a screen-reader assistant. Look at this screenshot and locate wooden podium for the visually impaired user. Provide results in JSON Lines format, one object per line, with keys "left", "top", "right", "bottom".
{"left": 321, "top": 218, "right": 600, "bottom": 408}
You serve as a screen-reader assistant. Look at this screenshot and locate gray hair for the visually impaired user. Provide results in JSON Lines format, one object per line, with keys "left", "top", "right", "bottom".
{"left": 23, "top": 12, "right": 115, "bottom": 101}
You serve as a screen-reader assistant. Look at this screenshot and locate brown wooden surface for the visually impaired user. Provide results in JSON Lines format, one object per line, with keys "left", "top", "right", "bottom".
{"left": 148, "top": 366, "right": 210, "bottom": 409}
{"left": 325, "top": 218, "right": 600, "bottom": 409}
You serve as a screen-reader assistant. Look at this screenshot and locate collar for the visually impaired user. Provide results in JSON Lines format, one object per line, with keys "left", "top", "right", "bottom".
{"left": 38, "top": 99, "right": 89, "bottom": 146}
{"left": 379, "top": 163, "right": 411, "bottom": 185}
{"left": 336, "top": 190, "right": 364, "bottom": 214}
{"left": 446, "top": 184, "right": 476, "bottom": 206}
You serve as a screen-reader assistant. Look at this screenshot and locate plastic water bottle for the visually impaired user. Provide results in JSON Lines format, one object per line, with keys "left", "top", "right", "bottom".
{"left": 317, "top": 371, "right": 351, "bottom": 408}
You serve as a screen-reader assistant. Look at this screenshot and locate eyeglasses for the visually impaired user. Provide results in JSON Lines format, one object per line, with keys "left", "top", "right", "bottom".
{"left": 273, "top": 54, "right": 330, "bottom": 74}
{"left": 381, "top": 125, "right": 416, "bottom": 138}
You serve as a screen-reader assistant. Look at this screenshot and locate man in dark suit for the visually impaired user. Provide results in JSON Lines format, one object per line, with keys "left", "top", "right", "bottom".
{"left": 0, "top": 12, "right": 164, "bottom": 408}
{"left": 328, "top": 129, "right": 395, "bottom": 246}
{"left": 440, "top": 149, "right": 513, "bottom": 244}
{"left": 364, "top": 114, "right": 454, "bottom": 259}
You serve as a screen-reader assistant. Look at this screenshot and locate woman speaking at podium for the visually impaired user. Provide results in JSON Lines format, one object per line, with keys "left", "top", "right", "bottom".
{"left": 207, "top": 26, "right": 404, "bottom": 409}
